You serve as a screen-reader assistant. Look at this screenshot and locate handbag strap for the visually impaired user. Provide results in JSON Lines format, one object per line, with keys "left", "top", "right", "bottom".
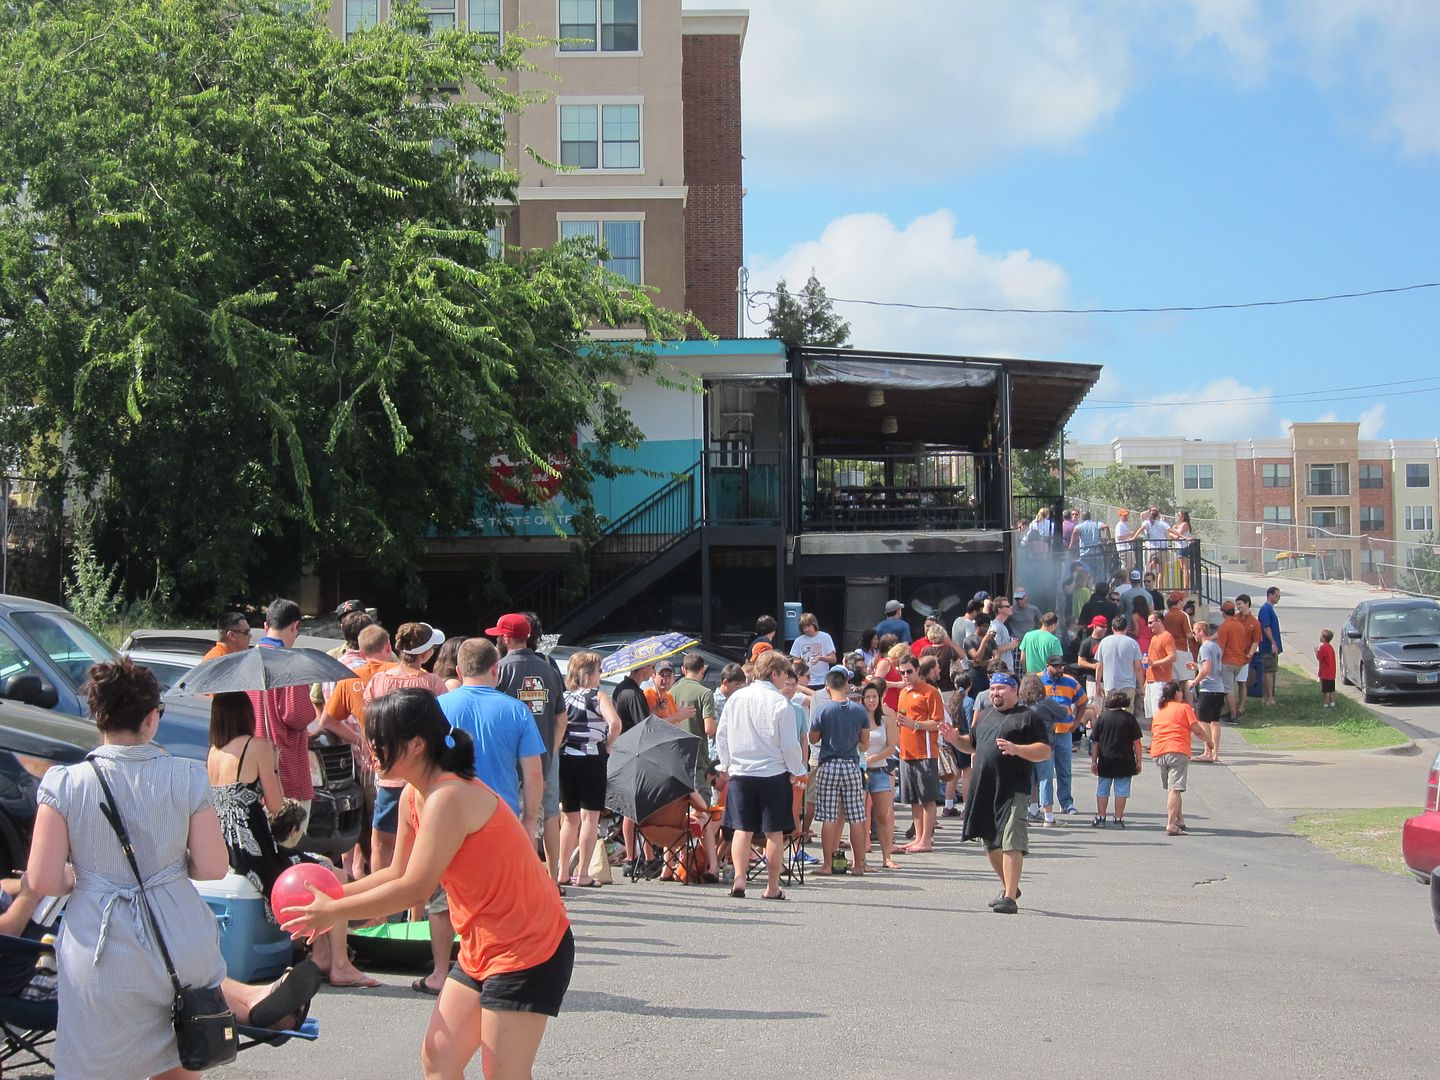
{"left": 87, "top": 757, "right": 184, "bottom": 998}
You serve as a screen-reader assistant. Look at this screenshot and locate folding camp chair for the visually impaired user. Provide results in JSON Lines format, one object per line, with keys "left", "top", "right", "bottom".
{"left": 0, "top": 933, "right": 320, "bottom": 1074}
{"left": 629, "top": 797, "right": 697, "bottom": 884}
{"left": 743, "top": 780, "right": 809, "bottom": 887}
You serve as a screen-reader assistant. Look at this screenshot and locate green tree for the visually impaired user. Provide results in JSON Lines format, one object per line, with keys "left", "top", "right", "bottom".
{"left": 0, "top": 0, "right": 696, "bottom": 609}
{"left": 1400, "top": 535, "right": 1440, "bottom": 596}
{"left": 765, "top": 274, "right": 851, "bottom": 348}
{"left": 1010, "top": 435, "right": 1079, "bottom": 498}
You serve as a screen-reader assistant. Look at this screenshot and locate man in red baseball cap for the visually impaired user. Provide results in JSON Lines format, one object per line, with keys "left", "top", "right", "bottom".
{"left": 1076, "top": 615, "right": 1110, "bottom": 704}
{"left": 490, "top": 613, "right": 567, "bottom": 887}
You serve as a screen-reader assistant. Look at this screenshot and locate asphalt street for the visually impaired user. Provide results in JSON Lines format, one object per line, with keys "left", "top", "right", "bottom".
{"left": 96, "top": 756, "right": 1434, "bottom": 1080}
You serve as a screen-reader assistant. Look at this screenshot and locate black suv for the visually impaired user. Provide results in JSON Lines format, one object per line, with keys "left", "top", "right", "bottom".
{"left": 0, "top": 594, "right": 363, "bottom": 858}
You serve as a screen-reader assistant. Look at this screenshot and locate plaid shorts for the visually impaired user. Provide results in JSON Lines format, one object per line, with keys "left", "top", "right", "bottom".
{"left": 813, "top": 758, "right": 866, "bottom": 823}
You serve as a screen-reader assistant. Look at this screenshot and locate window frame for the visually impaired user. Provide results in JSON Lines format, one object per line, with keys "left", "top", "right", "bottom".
{"left": 558, "top": 0, "right": 641, "bottom": 54}
{"left": 1261, "top": 463, "right": 1292, "bottom": 488}
{"left": 1262, "top": 506, "right": 1293, "bottom": 525}
{"left": 1182, "top": 464, "right": 1213, "bottom": 490}
{"left": 557, "top": 212, "right": 644, "bottom": 285}
{"left": 467, "top": 0, "right": 501, "bottom": 39}
{"left": 1405, "top": 462, "right": 1431, "bottom": 488}
{"left": 1358, "top": 464, "right": 1384, "bottom": 489}
{"left": 1404, "top": 505, "right": 1435, "bottom": 533}
{"left": 1359, "top": 506, "right": 1385, "bottom": 532}
{"left": 344, "top": 0, "right": 378, "bottom": 39}
{"left": 420, "top": 0, "right": 458, "bottom": 33}
{"left": 557, "top": 98, "right": 643, "bottom": 173}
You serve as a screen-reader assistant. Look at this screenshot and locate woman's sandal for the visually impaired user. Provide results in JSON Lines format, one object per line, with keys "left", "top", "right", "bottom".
{"left": 250, "top": 960, "right": 323, "bottom": 1029}
{"left": 729, "top": 886, "right": 746, "bottom": 898}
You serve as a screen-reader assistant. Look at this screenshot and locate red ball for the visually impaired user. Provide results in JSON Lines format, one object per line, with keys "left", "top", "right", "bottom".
{"left": 270, "top": 863, "right": 343, "bottom": 924}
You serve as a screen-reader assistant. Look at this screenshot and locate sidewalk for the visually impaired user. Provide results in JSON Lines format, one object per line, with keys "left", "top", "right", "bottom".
{"left": 1217, "top": 737, "right": 1434, "bottom": 811}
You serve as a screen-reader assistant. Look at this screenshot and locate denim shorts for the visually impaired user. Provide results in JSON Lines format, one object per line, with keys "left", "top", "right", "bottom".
{"left": 865, "top": 768, "right": 892, "bottom": 795}
{"left": 373, "top": 784, "right": 403, "bottom": 832}
{"left": 1096, "top": 775, "right": 1133, "bottom": 799}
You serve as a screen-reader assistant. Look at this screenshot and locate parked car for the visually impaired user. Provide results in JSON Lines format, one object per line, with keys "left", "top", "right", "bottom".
{"left": 0, "top": 596, "right": 362, "bottom": 858}
{"left": 1338, "top": 597, "right": 1440, "bottom": 703}
{"left": 0, "top": 706, "right": 91, "bottom": 874}
{"left": 1402, "top": 747, "right": 1440, "bottom": 889}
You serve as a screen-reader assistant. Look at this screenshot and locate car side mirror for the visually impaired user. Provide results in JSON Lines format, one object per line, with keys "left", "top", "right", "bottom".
{"left": 3, "top": 674, "right": 59, "bottom": 710}
{"left": 1344, "top": 628, "right": 1362, "bottom": 640}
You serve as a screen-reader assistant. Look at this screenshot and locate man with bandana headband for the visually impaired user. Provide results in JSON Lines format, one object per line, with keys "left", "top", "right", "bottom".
{"left": 954, "top": 672, "right": 1051, "bottom": 914}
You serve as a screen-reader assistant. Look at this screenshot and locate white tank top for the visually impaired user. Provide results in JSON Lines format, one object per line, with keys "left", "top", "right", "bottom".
{"left": 865, "top": 723, "right": 887, "bottom": 765}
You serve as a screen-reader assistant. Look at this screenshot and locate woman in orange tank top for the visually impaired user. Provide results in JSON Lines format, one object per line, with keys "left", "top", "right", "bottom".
{"left": 283, "top": 688, "right": 573, "bottom": 1079}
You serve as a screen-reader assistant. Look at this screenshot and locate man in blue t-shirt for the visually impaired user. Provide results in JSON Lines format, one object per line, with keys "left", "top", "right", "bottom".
{"left": 438, "top": 638, "right": 544, "bottom": 832}
{"left": 1257, "top": 586, "right": 1283, "bottom": 707}
{"left": 875, "top": 600, "right": 912, "bottom": 644}
{"left": 808, "top": 667, "right": 872, "bottom": 875}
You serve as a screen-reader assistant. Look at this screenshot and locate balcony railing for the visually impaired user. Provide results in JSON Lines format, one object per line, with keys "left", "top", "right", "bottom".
{"left": 1305, "top": 481, "right": 1350, "bottom": 496}
{"left": 803, "top": 452, "right": 999, "bottom": 532}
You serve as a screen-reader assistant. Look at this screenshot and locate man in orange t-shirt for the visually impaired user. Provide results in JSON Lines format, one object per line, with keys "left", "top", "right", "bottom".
{"left": 1216, "top": 597, "right": 1262, "bottom": 720}
{"left": 1149, "top": 682, "right": 1214, "bottom": 834}
{"left": 643, "top": 660, "right": 696, "bottom": 725}
{"left": 200, "top": 612, "right": 251, "bottom": 662}
{"left": 896, "top": 656, "right": 946, "bottom": 854}
{"left": 1143, "top": 614, "right": 1176, "bottom": 718}
{"left": 322, "top": 624, "right": 396, "bottom": 754}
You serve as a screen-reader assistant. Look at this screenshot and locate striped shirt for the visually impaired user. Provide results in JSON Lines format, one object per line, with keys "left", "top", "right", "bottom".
{"left": 1039, "top": 671, "right": 1087, "bottom": 734}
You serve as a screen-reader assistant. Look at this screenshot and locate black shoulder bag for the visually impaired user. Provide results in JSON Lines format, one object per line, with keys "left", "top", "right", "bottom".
{"left": 89, "top": 758, "right": 239, "bottom": 1071}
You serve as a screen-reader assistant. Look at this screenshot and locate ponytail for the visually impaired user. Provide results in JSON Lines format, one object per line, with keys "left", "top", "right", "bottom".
{"left": 441, "top": 725, "right": 477, "bottom": 779}
{"left": 365, "top": 688, "right": 476, "bottom": 780}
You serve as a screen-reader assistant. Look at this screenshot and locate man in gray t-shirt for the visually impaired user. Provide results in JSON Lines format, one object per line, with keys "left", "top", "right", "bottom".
{"left": 1193, "top": 620, "right": 1227, "bottom": 762}
{"left": 1095, "top": 616, "right": 1144, "bottom": 712}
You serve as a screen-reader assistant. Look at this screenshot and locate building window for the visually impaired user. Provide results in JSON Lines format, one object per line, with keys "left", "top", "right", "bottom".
{"left": 1406, "top": 463, "right": 1431, "bottom": 488}
{"left": 1361, "top": 548, "right": 1381, "bottom": 574}
{"left": 471, "top": 147, "right": 502, "bottom": 170}
{"left": 468, "top": 0, "right": 500, "bottom": 38}
{"left": 1358, "top": 464, "right": 1384, "bottom": 489}
{"left": 1080, "top": 466, "right": 1105, "bottom": 480}
{"left": 1183, "top": 464, "right": 1213, "bottom": 490}
{"left": 559, "top": 103, "right": 640, "bottom": 170}
{"left": 421, "top": 0, "right": 457, "bottom": 32}
{"left": 560, "top": 218, "right": 642, "bottom": 284}
{"left": 1137, "top": 464, "right": 1174, "bottom": 482}
{"left": 1404, "top": 505, "right": 1435, "bottom": 533}
{"left": 559, "top": 0, "right": 639, "bottom": 52}
{"left": 1309, "top": 507, "right": 1342, "bottom": 531}
{"left": 1261, "top": 463, "right": 1292, "bottom": 488}
{"left": 345, "top": 0, "right": 377, "bottom": 38}
{"left": 1359, "top": 506, "right": 1385, "bottom": 531}
{"left": 1263, "top": 506, "right": 1293, "bottom": 524}
{"left": 484, "top": 223, "right": 504, "bottom": 259}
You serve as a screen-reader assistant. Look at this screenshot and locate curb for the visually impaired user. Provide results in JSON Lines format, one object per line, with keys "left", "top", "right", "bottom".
{"left": 1361, "top": 738, "right": 1421, "bottom": 757}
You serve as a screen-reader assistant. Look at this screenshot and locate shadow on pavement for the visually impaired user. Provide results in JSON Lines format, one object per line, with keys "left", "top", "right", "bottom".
{"left": 564, "top": 989, "right": 825, "bottom": 1021}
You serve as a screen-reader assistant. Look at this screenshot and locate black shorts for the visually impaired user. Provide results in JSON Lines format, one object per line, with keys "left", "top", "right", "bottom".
{"left": 558, "top": 754, "right": 608, "bottom": 813}
{"left": 722, "top": 773, "right": 794, "bottom": 835}
{"left": 1197, "top": 691, "right": 1226, "bottom": 723}
{"left": 1320, "top": 679, "right": 1336, "bottom": 694}
{"left": 898, "top": 757, "right": 940, "bottom": 805}
{"left": 447, "top": 928, "right": 575, "bottom": 1017}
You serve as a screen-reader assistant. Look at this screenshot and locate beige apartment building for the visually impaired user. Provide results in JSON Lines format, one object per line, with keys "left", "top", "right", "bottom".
{"left": 1070, "top": 423, "right": 1440, "bottom": 584}
{"left": 323, "top": 0, "right": 746, "bottom": 336}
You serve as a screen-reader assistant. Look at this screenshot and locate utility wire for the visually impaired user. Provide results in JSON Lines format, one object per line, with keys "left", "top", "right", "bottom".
{"left": 1076, "top": 375, "right": 1440, "bottom": 411}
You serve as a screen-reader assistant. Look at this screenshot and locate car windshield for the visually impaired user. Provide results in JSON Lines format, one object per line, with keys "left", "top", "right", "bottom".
{"left": 1368, "top": 607, "right": 1440, "bottom": 642}
{"left": 11, "top": 611, "right": 120, "bottom": 689}
{"left": 134, "top": 659, "right": 195, "bottom": 691}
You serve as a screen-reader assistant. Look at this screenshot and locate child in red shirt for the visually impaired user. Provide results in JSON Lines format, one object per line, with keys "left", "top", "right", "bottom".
{"left": 1315, "top": 629, "right": 1337, "bottom": 708}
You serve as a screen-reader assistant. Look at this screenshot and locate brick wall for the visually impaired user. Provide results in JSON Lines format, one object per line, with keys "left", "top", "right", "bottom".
{"left": 1235, "top": 458, "right": 1297, "bottom": 571}
{"left": 681, "top": 32, "right": 743, "bottom": 338}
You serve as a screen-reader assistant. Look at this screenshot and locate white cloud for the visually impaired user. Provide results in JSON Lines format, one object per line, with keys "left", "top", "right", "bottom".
{"left": 1076, "top": 374, "right": 1280, "bottom": 442}
{"left": 1357, "top": 402, "right": 1387, "bottom": 438}
{"left": 738, "top": 2, "right": 1135, "bottom": 183}
{"left": 746, "top": 210, "right": 1076, "bottom": 358}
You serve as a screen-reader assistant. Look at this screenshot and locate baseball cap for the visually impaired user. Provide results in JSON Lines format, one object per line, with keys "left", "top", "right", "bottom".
{"left": 829, "top": 663, "right": 852, "bottom": 676}
{"left": 973, "top": 590, "right": 990, "bottom": 601}
{"left": 1129, "top": 569, "right": 1142, "bottom": 581}
{"left": 1089, "top": 615, "right": 1109, "bottom": 629}
{"left": 885, "top": 599, "right": 904, "bottom": 613}
{"left": 1046, "top": 654, "right": 1066, "bottom": 667}
{"left": 334, "top": 599, "right": 366, "bottom": 617}
{"left": 749, "top": 640, "right": 774, "bottom": 660}
{"left": 1118, "top": 509, "right": 1130, "bottom": 517}
{"left": 485, "top": 613, "right": 532, "bottom": 640}
{"left": 654, "top": 658, "right": 676, "bottom": 673}
{"left": 1221, "top": 601, "right": 1236, "bottom": 615}
{"left": 394, "top": 622, "right": 445, "bottom": 655}
{"left": 1014, "top": 587, "right": 1027, "bottom": 599}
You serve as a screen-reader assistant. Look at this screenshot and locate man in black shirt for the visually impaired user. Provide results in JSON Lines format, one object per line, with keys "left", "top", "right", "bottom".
{"left": 956, "top": 673, "right": 1051, "bottom": 913}
{"left": 610, "top": 660, "right": 655, "bottom": 873}
{"left": 1078, "top": 588, "right": 1120, "bottom": 633}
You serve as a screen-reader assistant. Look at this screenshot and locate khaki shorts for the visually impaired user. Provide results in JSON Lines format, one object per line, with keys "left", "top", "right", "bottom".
{"left": 1221, "top": 664, "right": 1243, "bottom": 691}
{"left": 986, "top": 793, "right": 1031, "bottom": 854}
{"left": 1262, "top": 653, "right": 1279, "bottom": 673}
{"left": 1156, "top": 752, "right": 1189, "bottom": 792}
{"left": 425, "top": 885, "right": 449, "bottom": 916}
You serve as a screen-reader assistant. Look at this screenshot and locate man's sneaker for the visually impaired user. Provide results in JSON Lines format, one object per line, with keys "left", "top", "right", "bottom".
{"left": 1091, "top": 815, "right": 1106, "bottom": 828}
{"left": 1026, "top": 807, "right": 1043, "bottom": 823}
{"left": 992, "top": 896, "right": 1019, "bottom": 914}
{"left": 987, "top": 887, "right": 1020, "bottom": 908}
{"left": 1112, "top": 818, "right": 1126, "bottom": 829}
{"left": 792, "top": 851, "right": 820, "bottom": 865}
{"left": 941, "top": 806, "right": 962, "bottom": 818}
{"left": 1064, "top": 807, "right": 1081, "bottom": 815}
{"left": 1043, "top": 812, "right": 1057, "bottom": 827}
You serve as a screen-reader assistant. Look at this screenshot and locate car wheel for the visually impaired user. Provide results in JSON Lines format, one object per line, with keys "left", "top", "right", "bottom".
{"left": 1359, "top": 664, "right": 1380, "bottom": 705}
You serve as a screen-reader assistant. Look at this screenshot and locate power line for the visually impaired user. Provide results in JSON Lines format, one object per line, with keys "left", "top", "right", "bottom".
{"left": 746, "top": 280, "right": 1440, "bottom": 316}
{"left": 1075, "top": 375, "right": 1440, "bottom": 411}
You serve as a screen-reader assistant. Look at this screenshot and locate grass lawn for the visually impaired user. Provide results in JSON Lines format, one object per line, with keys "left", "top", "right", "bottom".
{"left": 1292, "top": 807, "right": 1422, "bottom": 876}
{"left": 1235, "top": 664, "right": 1408, "bottom": 750}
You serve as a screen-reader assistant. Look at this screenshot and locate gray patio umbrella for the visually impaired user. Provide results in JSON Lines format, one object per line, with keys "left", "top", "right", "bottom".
{"left": 605, "top": 715, "right": 702, "bottom": 823}
{"left": 163, "top": 647, "right": 357, "bottom": 744}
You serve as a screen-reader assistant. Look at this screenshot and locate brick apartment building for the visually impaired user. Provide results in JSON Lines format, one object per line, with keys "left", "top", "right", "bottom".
{"left": 1071, "top": 422, "right": 1440, "bottom": 585}
{"left": 324, "top": 0, "right": 746, "bottom": 336}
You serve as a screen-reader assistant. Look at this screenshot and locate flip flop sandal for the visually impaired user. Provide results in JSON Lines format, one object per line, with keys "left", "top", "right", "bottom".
{"left": 410, "top": 977, "right": 442, "bottom": 996}
{"left": 571, "top": 878, "right": 602, "bottom": 888}
{"left": 250, "top": 960, "right": 323, "bottom": 1029}
{"left": 762, "top": 890, "right": 788, "bottom": 901}
{"left": 729, "top": 887, "right": 746, "bottom": 898}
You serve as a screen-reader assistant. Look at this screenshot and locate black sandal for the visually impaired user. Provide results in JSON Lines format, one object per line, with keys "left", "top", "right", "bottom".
{"left": 249, "top": 960, "right": 323, "bottom": 1030}
{"left": 729, "top": 886, "right": 746, "bottom": 898}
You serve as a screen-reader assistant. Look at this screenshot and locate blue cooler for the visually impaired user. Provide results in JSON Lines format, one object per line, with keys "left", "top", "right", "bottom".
{"left": 196, "top": 872, "right": 294, "bottom": 984}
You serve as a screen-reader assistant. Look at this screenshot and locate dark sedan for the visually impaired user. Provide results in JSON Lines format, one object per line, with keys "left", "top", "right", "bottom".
{"left": 1338, "top": 597, "right": 1440, "bottom": 703}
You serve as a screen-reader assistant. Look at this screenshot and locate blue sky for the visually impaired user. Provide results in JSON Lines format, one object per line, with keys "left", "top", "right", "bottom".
{"left": 708, "top": 1, "right": 1440, "bottom": 442}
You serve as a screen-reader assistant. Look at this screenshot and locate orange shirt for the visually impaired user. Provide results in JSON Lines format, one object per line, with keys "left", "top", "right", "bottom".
{"left": 1162, "top": 608, "right": 1191, "bottom": 648}
{"left": 201, "top": 640, "right": 244, "bottom": 663}
{"left": 897, "top": 683, "right": 945, "bottom": 761}
{"left": 1147, "top": 631, "right": 1176, "bottom": 683}
{"left": 645, "top": 687, "right": 679, "bottom": 721}
{"left": 324, "top": 659, "right": 396, "bottom": 728}
{"left": 1149, "top": 701, "right": 1200, "bottom": 758}
{"left": 406, "top": 781, "right": 569, "bottom": 981}
{"left": 1217, "top": 616, "right": 1259, "bottom": 667}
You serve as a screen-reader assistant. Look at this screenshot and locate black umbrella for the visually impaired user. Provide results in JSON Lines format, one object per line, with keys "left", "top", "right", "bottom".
{"left": 164, "top": 647, "right": 356, "bottom": 696}
{"left": 605, "top": 716, "right": 701, "bottom": 823}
